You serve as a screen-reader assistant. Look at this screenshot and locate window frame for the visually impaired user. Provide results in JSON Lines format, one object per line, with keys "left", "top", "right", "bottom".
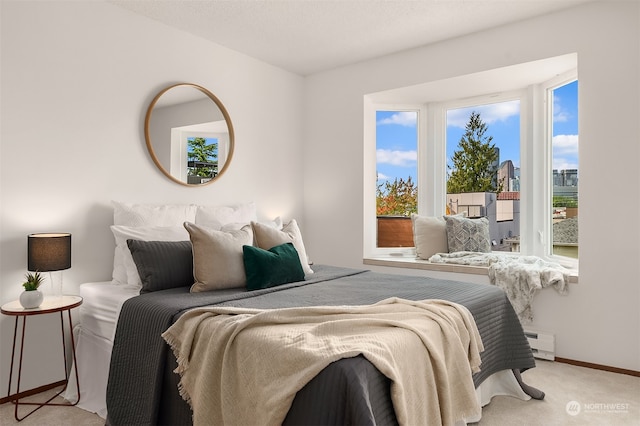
{"left": 169, "top": 129, "right": 229, "bottom": 182}
{"left": 365, "top": 103, "right": 424, "bottom": 257}
{"left": 364, "top": 70, "right": 578, "bottom": 270}
{"left": 435, "top": 89, "right": 526, "bottom": 227}
{"left": 540, "top": 71, "right": 579, "bottom": 266}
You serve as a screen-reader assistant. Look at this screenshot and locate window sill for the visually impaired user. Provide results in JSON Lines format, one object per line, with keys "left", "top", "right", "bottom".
{"left": 363, "top": 255, "right": 579, "bottom": 284}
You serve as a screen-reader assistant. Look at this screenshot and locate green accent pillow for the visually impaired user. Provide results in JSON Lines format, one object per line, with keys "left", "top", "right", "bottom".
{"left": 243, "top": 243, "right": 305, "bottom": 291}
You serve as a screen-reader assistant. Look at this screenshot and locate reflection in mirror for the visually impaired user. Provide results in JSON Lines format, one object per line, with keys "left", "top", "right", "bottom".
{"left": 144, "top": 83, "right": 234, "bottom": 186}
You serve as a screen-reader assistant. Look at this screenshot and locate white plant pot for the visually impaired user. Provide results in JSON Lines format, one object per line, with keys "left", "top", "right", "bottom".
{"left": 19, "top": 290, "right": 43, "bottom": 309}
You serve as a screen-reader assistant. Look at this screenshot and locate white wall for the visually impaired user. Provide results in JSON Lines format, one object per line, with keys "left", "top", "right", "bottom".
{"left": 0, "top": 1, "right": 304, "bottom": 394}
{"left": 303, "top": 1, "right": 640, "bottom": 371}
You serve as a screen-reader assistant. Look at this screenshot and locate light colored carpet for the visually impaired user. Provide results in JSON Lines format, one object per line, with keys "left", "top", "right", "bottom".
{"left": 0, "top": 389, "right": 103, "bottom": 426}
{"left": 0, "top": 360, "right": 638, "bottom": 425}
{"left": 472, "top": 360, "right": 639, "bottom": 425}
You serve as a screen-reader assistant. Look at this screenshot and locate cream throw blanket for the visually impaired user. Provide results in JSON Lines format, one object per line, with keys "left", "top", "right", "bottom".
{"left": 429, "top": 251, "right": 570, "bottom": 323}
{"left": 162, "top": 297, "right": 484, "bottom": 426}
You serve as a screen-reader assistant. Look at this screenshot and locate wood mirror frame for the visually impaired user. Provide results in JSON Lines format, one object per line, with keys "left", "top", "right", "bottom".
{"left": 144, "top": 83, "right": 235, "bottom": 186}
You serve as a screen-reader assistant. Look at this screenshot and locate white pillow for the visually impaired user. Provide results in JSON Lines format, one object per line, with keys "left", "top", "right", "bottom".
{"left": 195, "top": 202, "right": 257, "bottom": 229}
{"left": 111, "top": 225, "right": 189, "bottom": 286}
{"left": 251, "top": 219, "right": 314, "bottom": 275}
{"left": 112, "top": 201, "right": 196, "bottom": 227}
{"left": 184, "top": 222, "right": 253, "bottom": 292}
{"left": 411, "top": 214, "right": 449, "bottom": 260}
{"left": 221, "top": 216, "right": 283, "bottom": 232}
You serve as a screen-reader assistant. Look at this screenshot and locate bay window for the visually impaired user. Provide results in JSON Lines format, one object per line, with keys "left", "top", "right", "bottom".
{"left": 364, "top": 54, "right": 578, "bottom": 269}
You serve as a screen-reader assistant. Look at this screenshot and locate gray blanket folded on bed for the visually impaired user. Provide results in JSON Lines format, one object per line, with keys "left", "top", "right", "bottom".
{"left": 106, "top": 265, "right": 536, "bottom": 426}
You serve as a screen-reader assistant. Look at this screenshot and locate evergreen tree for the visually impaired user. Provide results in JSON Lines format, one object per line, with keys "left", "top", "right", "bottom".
{"left": 187, "top": 137, "right": 218, "bottom": 177}
{"left": 447, "top": 111, "right": 502, "bottom": 194}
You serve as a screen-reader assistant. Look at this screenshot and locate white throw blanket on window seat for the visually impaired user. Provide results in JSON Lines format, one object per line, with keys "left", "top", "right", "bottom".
{"left": 428, "top": 251, "right": 570, "bottom": 323}
{"left": 162, "top": 297, "right": 484, "bottom": 426}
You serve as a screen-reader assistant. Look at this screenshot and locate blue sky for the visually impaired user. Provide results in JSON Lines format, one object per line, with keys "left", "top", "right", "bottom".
{"left": 376, "top": 111, "right": 418, "bottom": 182}
{"left": 376, "top": 80, "right": 579, "bottom": 183}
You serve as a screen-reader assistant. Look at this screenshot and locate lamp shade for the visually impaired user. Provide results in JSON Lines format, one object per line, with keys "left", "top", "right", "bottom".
{"left": 27, "top": 233, "right": 71, "bottom": 272}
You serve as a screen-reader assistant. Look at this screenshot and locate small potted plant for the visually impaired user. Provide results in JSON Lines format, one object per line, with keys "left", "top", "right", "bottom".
{"left": 19, "top": 271, "right": 44, "bottom": 308}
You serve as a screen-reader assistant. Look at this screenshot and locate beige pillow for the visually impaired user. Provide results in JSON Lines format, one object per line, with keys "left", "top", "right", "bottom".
{"left": 183, "top": 222, "right": 253, "bottom": 292}
{"left": 411, "top": 214, "right": 449, "bottom": 260}
{"left": 251, "top": 219, "right": 314, "bottom": 275}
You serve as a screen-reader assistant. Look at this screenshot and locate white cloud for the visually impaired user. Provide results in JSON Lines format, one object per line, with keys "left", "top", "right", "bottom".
{"left": 377, "top": 111, "right": 417, "bottom": 127}
{"left": 377, "top": 172, "right": 390, "bottom": 181}
{"left": 552, "top": 134, "right": 578, "bottom": 170}
{"left": 447, "top": 100, "right": 520, "bottom": 128}
{"left": 553, "top": 134, "right": 579, "bottom": 156}
{"left": 376, "top": 149, "right": 417, "bottom": 167}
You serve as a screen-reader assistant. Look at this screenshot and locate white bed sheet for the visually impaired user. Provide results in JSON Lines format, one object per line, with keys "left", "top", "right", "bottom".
{"left": 78, "top": 281, "right": 140, "bottom": 341}
{"left": 63, "top": 281, "right": 138, "bottom": 418}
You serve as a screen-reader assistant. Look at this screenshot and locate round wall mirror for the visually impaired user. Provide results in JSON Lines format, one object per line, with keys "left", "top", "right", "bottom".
{"left": 144, "top": 83, "right": 234, "bottom": 186}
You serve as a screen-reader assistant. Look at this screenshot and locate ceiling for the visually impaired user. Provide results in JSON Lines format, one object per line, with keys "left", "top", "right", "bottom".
{"left": 110, "top": 0, "right": 590, "bottom": 76}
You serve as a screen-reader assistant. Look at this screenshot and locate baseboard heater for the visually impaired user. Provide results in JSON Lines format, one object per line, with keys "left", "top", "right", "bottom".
{"left": 523, "top": 327, "right": 555, "bottom": 360}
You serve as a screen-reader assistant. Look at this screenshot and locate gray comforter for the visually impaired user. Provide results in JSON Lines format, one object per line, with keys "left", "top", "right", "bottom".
{"left": 106, "top": 265, "right": 537, "bottom": 425}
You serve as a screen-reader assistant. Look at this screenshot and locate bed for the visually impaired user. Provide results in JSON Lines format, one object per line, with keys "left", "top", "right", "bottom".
{"left": 68, "top": 201, "right": 542, "bottom": 425}
{"left": 104, "top": 264, "right": 540, "bottom": 426}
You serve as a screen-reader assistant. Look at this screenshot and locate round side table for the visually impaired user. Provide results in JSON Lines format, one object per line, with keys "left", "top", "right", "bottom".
{"left": 1, "top": 295, "right": 83, "bottom": 421}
